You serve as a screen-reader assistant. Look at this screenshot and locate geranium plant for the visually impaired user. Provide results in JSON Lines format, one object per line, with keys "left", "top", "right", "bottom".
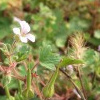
{"left": 0, "top": 19, "right": 91, "bottom": 100}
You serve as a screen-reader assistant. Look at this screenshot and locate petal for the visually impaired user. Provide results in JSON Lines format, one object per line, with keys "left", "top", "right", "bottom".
{"left": 19, "top": 36, "right": 28, "bottom": 43}
{"left": 73, "top": 89, "right": 81, "bottom": 98}
{"left": 19, "top": 21, "right": 30, "bottom": 34}
{"left": 26, "top": 34, "right": 35, "bottom": 42}
{"left": 98, "top": 45, "right": 100, "bottom": 51}
{"left": 13, "top": 17, "right": 21, "bottom": 23}
{"left": 13, "top": 28, "right": 20, "bottom": 35}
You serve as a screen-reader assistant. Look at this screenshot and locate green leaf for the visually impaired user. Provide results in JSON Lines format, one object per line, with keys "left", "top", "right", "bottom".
{"left": 94, "top": 30, "right": 100, "bottom": 39}
{"left": 2, "top": 75, "right": 11, "bottom": 87}
{"left": 0, "top": 16, "right": 12, "bottom": 39}
{"left": 15, "top": 52, "right": 28, "bottom": 62}
{"left": 83, "top": 49, "right": 95, "bottom": 65}
{"left": 0, "top": 96, "right": 6, "bottom": 100}
{"left": 18, "top": 65, "right": 27, "bottom": 76}
{"left": 0, "top": 1, "right": 7, "bottom": 11}
{"left": 59, "top": 57, "right": 84, "bottom": 67}
{"left": 39, "top": 45, "right": 61, "bottom": 70}
{"left": 67, "top": 17, "right": 91, "bottom": 33}
{"left": 8, "top": 78, "right": 19, "bottom": 89}
{"left": 85, "top": 33, "right": 100, "bottom": 46}
{"left": 14, "top": 43, "right": 32, "bottom": 62}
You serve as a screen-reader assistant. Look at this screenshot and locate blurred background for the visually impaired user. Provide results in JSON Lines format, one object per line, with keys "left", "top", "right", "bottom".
{"left": 0, "top": 0, "right": 100, "bottom": 48}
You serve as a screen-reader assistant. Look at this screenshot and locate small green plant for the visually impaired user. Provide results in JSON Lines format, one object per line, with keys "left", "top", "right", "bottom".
{"left": 0, "top": 18, "right": 90, "bottom": 100}
{"left": 0, "top": 1, "right": 100, "bottom": 99}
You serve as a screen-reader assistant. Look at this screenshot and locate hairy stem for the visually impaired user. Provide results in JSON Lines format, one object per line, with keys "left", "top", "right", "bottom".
{"left": 27, "top": 69, "right": 31, "bottom": 91}
{"left": 77, "top": 66, "right": 87, "bottom": 99}
{"left": 59, "top": 68, "right": 86, "bottom": 100}
{"left": 18, "top": 80, "right": 22, "bottom": 94}
{"left": 31, "top": 60, "right": 39, "bottom": 72}
{"left": 5, "top": 86, "right": 11, "bottom": 100}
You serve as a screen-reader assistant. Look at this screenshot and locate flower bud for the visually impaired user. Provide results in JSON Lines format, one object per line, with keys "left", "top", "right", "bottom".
{"left": 22, "top": 89, "right": 34, "bottom": 99}
{"left": 42, "top": 85, "right": 54, "bottom": 98}
{"left": 15, "top": 94, "right": 24, "bottom": 100}
{"left": 42, "top": 67, "right": 59, "bottom": 98}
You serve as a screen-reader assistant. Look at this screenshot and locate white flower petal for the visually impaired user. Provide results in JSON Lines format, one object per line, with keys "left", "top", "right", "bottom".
{"left": 13, "top": 28, "right": 20, "bottom": 35}
{"left": 13, "top": 17, "right": 21, "bottom": 23}
{"left": 19, "top": 36, "right": 28, "bottom": 43}
{"left": 26, "top": 34, "right": 35, "bottom": 42}
{"left": 19, "top": 21, "right": 30, "bottom": 34}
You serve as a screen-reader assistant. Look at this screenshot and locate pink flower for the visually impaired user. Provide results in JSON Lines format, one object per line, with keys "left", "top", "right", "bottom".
{"left": 73, "top": 89, "right": 81, "bottom": 98}
{"left": 98, "top": 45, "right": 100, "bottom": 52}
{"left": 67, "top": 65, "right": 73, "bottom": 75}
{"left": 13, "top": 18, "right": 35, "bottom": 43}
